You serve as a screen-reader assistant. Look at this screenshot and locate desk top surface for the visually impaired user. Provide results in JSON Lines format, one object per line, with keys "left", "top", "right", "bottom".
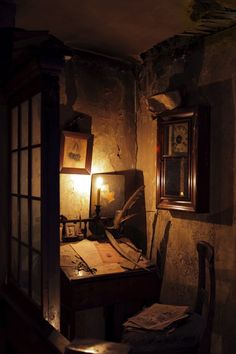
{"left": 60, "top": 238, "right": 154, "bottom": 281}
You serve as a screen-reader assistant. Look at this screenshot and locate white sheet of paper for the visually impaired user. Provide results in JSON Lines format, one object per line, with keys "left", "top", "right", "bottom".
{"left": 70, "top": 240, "right": 103, "bottom": 267}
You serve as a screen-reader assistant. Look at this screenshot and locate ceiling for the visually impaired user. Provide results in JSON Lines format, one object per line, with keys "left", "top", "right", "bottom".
{"left": 15, "top": 0, "right": 236, "bottom": 59}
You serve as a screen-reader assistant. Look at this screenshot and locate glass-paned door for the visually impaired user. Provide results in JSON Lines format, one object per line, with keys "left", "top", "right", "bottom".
{"left": 9, "top": 73, "right": 61, "bottom": 330}
{"left": 10, "top": 93, "right": 42, "bottom": 305}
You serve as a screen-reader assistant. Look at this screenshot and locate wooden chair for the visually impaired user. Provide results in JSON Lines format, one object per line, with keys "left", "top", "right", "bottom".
{"left": 122, "top": 241, "right": 215, "bottom": 354}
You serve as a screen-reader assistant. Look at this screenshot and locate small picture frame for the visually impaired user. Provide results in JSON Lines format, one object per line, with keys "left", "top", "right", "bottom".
{"left": 60, "top": 131, "right": 93, "bottom": 174}
{"left": 65, "top": 224, "right": 76, "bottom": 238}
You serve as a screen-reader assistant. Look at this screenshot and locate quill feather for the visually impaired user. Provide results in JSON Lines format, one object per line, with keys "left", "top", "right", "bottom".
{"left": 113, "top": 185, "right": 145, "bottom": 229}
{"left": 105, "top": 229, "right": 149, "bottom": 271}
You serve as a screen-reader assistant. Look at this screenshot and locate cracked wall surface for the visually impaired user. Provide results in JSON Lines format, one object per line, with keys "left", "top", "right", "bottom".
{"left": 137, "top": 27, "right": 236, "bottom": 354}
{"left": 59, "top": 54, "right": 137, "bottom": 220}
{"left": 59, "top": 27, "right": 236, "bottom": 352}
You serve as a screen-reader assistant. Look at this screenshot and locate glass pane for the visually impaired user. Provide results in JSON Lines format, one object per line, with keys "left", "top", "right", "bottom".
{"left": 32, "top": 93, "right": 41, "bottom": 145}
{"left": 11, "top": 196, "right": 18, "bottom": 238}
{"left": 32, "top": 200, "right": 41, "bottom": 251}
{"left": 19, "top": 244, "right": 29, "bottom": 293}
{"left": 32, "top": 251, "right": 41, "bottom": 305}
{"left": 163, "top": 123, "right": 189, "bottom": 156}
{"left": 163, "top": 157, "right": 188, "bottom": 198}
{"left": 32, "top": 147, "right": 41, "bottom": 197}
{"left": 21, "top": 101, "right": 28, "bottom": 148}
{"left": 11, "top": 238, "right": 18, "bottom": 280}
{"left": 20, "top": 150, "right": 28, "bottom": 195}
{"left": 11, "top": 152, "right": 18, "bottom": 194}
{"left": 20, "top": 198, "right": 28, "bottom": 244}
{"left": 11, "top": 106, "right": 18, "bottom": 150}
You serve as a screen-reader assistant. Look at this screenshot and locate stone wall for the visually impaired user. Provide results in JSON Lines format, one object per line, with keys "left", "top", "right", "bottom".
{"left": 137, "top": 27, "right": 236, "bottom": 354}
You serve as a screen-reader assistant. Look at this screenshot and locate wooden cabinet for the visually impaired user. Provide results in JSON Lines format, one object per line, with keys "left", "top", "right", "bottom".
{"left": 157, "top": 106, "right": 210, "bottom": 212}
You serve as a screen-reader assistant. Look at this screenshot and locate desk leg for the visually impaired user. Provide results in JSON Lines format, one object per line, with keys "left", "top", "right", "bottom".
{"left": 104, "top": 305, "right": 115, "bottom": 341}
{"left": 61, "top": 306, "right": 76, "bottom": 340}
{"left": 103, "top": 303, "right": 134, "bottom": 342}
{"left": 68, "top": 310, "right": 76, "bottom": 340}
{"left": 104, "top": 301, "right": 148, "bottom": 342}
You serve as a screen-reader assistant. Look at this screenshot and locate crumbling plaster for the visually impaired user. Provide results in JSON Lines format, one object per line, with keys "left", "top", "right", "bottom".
{"left": 59, "top": 54, "right": 137, "bottom": 220}
{"left": 137, "top": 27, "right": 236, "bottom": 354}
{"left": 58, "top": 25, "right": 236, "bottom": 350}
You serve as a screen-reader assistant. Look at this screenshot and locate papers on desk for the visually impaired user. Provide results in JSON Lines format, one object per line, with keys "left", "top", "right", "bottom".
{"left": 71, "top": 240, "right": 103, "bottom": 268}
{"left": 96, "top": 243, "right": 121, "bottom": 264}
{"left": 60, "top": 239, "right": 152, "bottom": 278}
{"left": 61, "top": 240, "right": 124, "bottom": 278}
{"left": 60, "top": 245, "right": 78, "bottom": 266}
{"left": 123, "top": 303, "right": 191, "bottom": 331}
{"left": 71, "top": 240, "right": 126, "bottom": 275}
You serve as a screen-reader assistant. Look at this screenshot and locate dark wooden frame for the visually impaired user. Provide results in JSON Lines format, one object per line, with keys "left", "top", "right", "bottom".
{"left": 9, "top": 90, "right": 43, "bottom": 305}
{"left": 5, "top": 33, "right": 64, "bottom": 330}
{"left": 157, "top": 106, "right": 210, "bottom": 212}
{"left": 60, "top": 131, "right": 93, "bottom": 175}
{"left": 7, "top": 73, "right": 62, "bottom": 329}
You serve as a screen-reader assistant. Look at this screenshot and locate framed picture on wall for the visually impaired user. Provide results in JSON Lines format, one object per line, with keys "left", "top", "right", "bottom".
{"left": 60, "top": 131, "right": 93, "bottom": 174}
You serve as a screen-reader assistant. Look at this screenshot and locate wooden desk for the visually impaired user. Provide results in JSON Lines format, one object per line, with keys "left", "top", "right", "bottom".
{"left": 60, "top": 240, "right": 161, "bottom": 341}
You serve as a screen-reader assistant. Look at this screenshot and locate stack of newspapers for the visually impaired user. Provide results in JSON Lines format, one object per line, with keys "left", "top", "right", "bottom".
{"left": 123, "top": 303, "right": 191, "bottom": 331}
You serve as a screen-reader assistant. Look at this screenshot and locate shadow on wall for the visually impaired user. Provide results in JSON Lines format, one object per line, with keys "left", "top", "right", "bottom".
{"left": 156, "top": 220, "right": 171, "bottom": 281}
{"left": 147, "top": 37, "right": 235, "bottom": 227}
{"left": 60, "top": 58, "right": 79, "bottom": 129}
{"left": 121, "top": 169, "right": 147, "bottom": 254}
{"left": 60, "top": 59, "right": 93, "bottom": 134}
{"left": 167, "top": 38, "right": 208, "bottom": 107}
{"left": 143, "top": 37, "right": 207, "bottom": 106}
{"left": 63, "top": 112, "right": 92, "bottom": 134}
{"left": 87, "top": 169, "right": 148, "bottom": 253}
{"left": 202, "top": 79, "right": 234, "bottom": 226}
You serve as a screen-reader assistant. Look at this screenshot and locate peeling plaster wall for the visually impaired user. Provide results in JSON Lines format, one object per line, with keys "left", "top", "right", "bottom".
{"left": 137, "top": 28, "right": 236, "bottom": 354}
{"left": 59, "top": 53, "right": 136, "bottom": 220}
{"left": 59, "top": 53, "right": 137, "bottom": 339}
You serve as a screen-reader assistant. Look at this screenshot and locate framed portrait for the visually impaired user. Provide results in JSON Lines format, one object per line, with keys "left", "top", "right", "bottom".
{"left": 60, "top": 131, "right": 93, "bottom": 174}
{"left": 90, "top": 173, "right": 125, "bottom": 217}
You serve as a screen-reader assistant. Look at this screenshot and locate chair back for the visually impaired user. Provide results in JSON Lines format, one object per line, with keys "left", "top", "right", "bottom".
{"left": 194, "top": 241, "right": 215, "bottom": 354}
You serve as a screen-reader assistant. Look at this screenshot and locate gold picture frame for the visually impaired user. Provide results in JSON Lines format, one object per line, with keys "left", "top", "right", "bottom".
{"left": 60, "top": 131, "right": 93, "bottom": 174}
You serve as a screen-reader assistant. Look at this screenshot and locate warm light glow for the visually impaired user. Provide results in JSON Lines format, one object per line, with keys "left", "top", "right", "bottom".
{"left": 96, "top": 176, "right": 103, "bottom": 188}
{"left": 69, "top": 174, "right": 91, "bottom": 195}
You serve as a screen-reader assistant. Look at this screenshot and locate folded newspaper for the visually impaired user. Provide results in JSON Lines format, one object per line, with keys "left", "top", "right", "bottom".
{"left": 123, "top": 303, "right": 191, "bottom": 331}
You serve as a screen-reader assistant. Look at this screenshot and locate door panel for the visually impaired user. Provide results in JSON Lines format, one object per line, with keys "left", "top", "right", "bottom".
{"left": 9, "top": 76, "right": 61, "bottom": 329}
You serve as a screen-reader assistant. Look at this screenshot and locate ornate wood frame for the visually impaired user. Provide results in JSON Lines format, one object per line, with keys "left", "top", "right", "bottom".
{"left": 60, "top": 131, "right": 93, "bottom": 175}
{"left": 156, "top": 106, "right": 210, "bottom": 212}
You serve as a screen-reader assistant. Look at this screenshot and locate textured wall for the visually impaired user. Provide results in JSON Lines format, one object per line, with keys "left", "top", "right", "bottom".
{"left": 137, "top": 28, "right": 236, "bottom": 354}
{"left": 59, "top": 53, "right": 138, "bottom": 339}
{"left": 59, "top": 30, "right": 236, "bottom": 350}
{"left": 60, "top": 53, "right": 136, "bottom": 220}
